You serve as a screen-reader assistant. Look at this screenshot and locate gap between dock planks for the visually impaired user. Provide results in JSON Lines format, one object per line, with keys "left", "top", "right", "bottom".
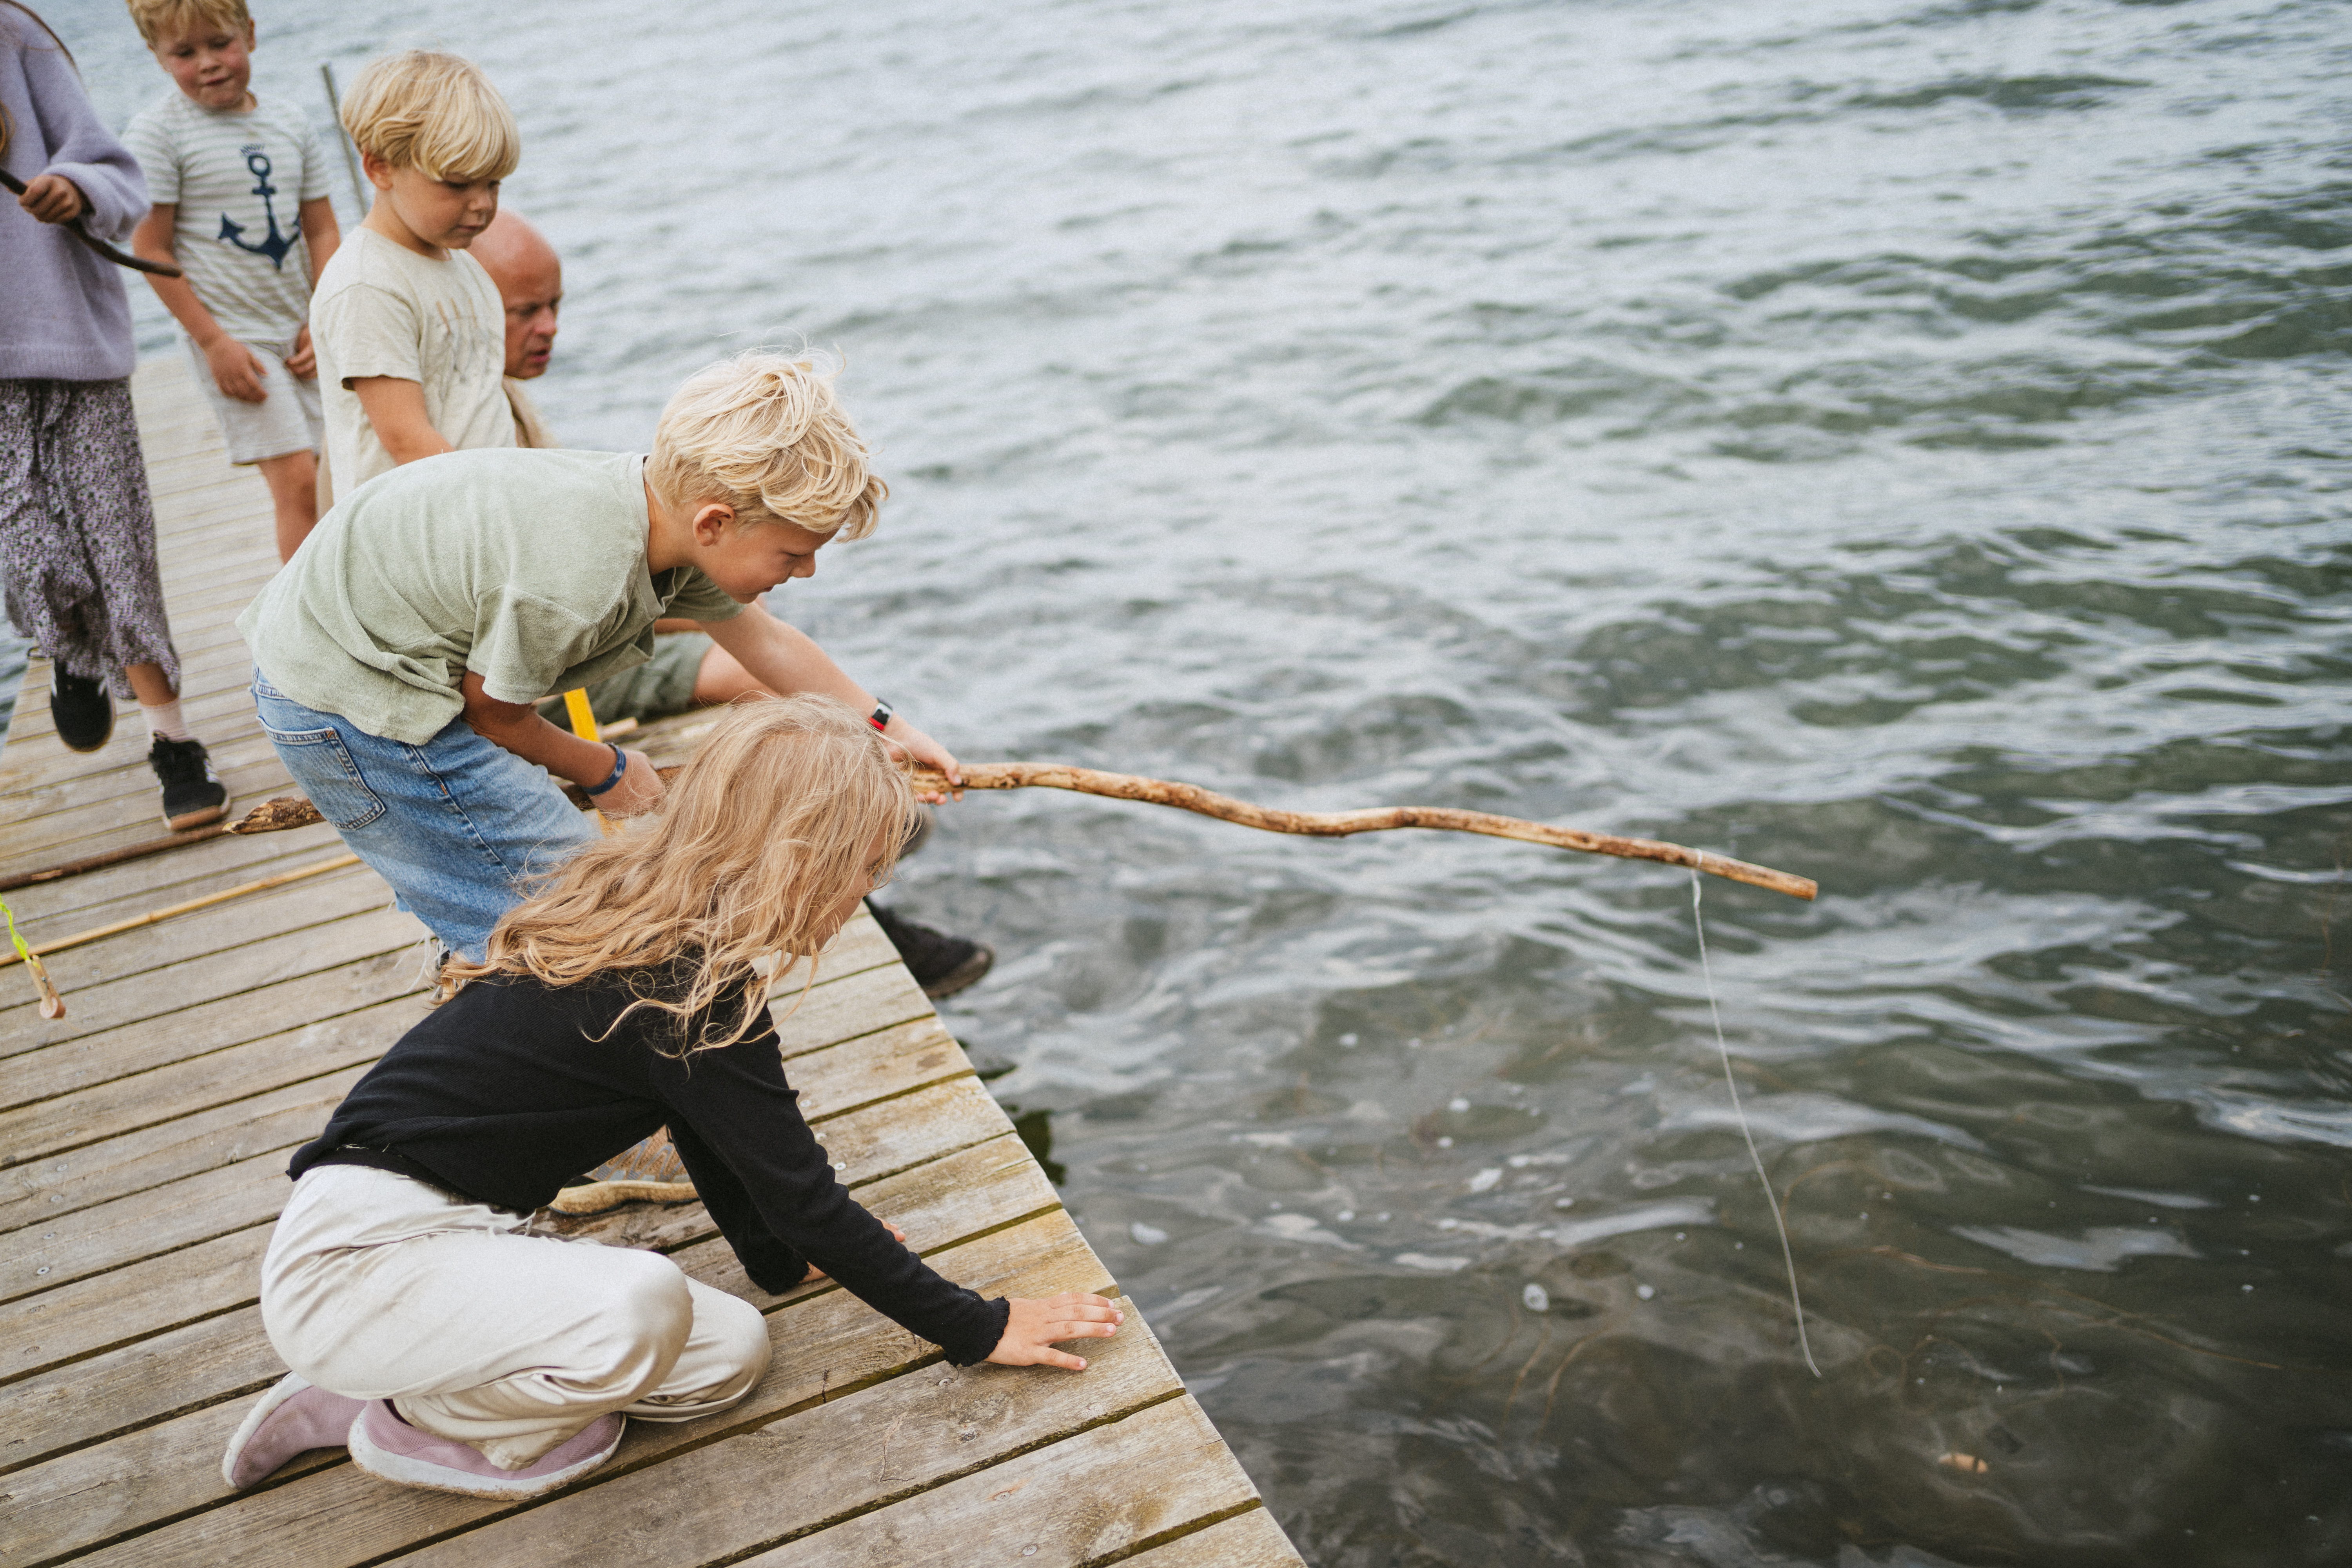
{"left": 0, "top": 354, "right": 1302, "bottom": 1568}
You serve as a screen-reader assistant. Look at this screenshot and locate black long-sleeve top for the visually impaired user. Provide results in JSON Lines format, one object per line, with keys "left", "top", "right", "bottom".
{"left": 289, "top": 966, "right": 1009, "bottom": 1366}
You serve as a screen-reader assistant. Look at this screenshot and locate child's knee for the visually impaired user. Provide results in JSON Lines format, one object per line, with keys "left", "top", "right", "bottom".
{"left": 604, "top": 1249, "right": 696, "bottom": 1358}
{"left": 707, "top": 1290, "right": 772, "bottom": 1387}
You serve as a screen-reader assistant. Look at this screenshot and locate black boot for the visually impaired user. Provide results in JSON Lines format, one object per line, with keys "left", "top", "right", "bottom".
{"left": 150, "top": 735, "right": 229, "bottom": 829}
{"left": 869, "top": 904, "right": 994, "bottom": 1000}
{"left": 49, "top": 668, "right": 113, "bottom": 753}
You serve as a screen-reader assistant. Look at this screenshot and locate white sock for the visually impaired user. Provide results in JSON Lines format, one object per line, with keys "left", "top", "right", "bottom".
{"left": 140, "top": 699, "right": 193, "bottom": 745}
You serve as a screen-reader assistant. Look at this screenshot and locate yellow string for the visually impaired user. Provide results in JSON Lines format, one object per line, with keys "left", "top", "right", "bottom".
{"left": 0, "top": 894, "right": 33, "bottom": 965}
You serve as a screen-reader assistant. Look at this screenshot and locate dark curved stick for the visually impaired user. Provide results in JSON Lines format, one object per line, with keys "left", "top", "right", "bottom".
{"left": 2, "top": 168, "right": 184, "bottom": 277}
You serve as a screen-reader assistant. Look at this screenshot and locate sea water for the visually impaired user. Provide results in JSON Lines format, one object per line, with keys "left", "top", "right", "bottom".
{"left": 47, "top": 0, "right": 2352, "bottom": 1560}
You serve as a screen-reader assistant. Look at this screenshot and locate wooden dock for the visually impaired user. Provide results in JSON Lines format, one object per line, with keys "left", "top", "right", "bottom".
{"left": 0, "top": 354, "right": 1304, "bottom": 1568}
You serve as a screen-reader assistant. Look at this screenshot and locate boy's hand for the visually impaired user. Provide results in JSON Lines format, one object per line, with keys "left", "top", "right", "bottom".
{"left": 204, "top": 337, "right": 270, "bottom": 404}
{"left": 18, "top": 173, "right": 86, "bottom": 225}
{"left": 597, "top": 747, "right": 665, "bottom": 816}
{"left": 882, "top": 719, "right": 963, "bottom": 804}
{"left": 284, "top": 326, "right": 317, "bottom": 381}
{"left": 800, "top": 1219, "right": 909, "bottom": 1284}
{"left": 985, "top": 1292, "right": 1123, "bottom": 1371}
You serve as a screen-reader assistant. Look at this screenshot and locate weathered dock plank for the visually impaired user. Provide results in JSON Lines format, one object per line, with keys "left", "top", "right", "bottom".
{"left": 0, "top": 354, "right": 1300, "bottom": 1568}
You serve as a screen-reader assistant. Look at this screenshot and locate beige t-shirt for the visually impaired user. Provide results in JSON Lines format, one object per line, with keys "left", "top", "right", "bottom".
{"left": 239, "top": 448, "right": 744, "bottom": 745}
{"left": 311, "top": 228, "right": 512, "bottom": 502}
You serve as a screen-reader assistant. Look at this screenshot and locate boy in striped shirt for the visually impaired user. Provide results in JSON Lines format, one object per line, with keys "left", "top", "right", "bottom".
{"left": 124, "top": 0, "right": 339, "bottom": 562}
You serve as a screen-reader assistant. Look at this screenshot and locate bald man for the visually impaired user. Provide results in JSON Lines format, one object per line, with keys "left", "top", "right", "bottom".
{"left": 472, "top": 210, "right": 995, "bottom": 1006}
{"left": 467, "top": 209, "right": 561, "bottom": 446}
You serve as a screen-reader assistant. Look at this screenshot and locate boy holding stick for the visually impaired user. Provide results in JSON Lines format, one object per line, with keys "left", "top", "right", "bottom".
{"left": 472, "top": 208, "right": 995, "bottom": 1004}
{"left": 237, "top": 350, "right": 961, "bottom": 962}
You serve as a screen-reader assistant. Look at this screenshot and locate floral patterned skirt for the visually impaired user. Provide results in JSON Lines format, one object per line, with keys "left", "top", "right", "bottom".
{"left": 0, "top": 377, "right": 179, "bottom": 699}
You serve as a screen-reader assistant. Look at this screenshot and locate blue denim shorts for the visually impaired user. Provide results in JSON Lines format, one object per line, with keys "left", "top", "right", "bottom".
{"left": 252, "top": 675, "right": 600, "bottom": 961}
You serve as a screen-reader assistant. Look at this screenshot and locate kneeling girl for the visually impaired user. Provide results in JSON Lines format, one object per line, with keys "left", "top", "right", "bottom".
{"left": 225, "top": 696, "right": 1119, "bottom": 1498}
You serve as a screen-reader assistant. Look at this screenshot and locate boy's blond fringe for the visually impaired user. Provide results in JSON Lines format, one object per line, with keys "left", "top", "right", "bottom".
{"left": 123, "top": 0, "right": 247, "bottom": 47}
{"left": 438, "top": 696, "right": 920, "bottom": 1055}
{"left": 339, "top": 49, "right": 519, "bottom": 183}
{"left": 647, "top": 351, "right": 888, "bottom": 541}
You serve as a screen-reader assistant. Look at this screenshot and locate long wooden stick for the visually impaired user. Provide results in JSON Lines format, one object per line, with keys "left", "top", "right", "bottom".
{"left": 232, "top": 762, "right": 1817, "bottom": 900}
{"left": 908, "top": 763, "right": 1817, "bottom": 900}
{"left": 0, "top": 853, "right": 362, "bottom": 970}
{"left": 0, "top": 822, "right": 236, "bottom": 893}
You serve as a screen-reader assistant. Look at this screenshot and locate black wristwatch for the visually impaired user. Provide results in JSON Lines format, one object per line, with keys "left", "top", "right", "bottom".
{"left": 868, "top": 701, "right": 894, "bottom": 733}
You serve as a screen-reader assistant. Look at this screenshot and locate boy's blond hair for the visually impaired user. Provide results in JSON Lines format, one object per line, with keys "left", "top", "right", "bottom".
{"left": 339, "top": 49, "right": 518, "bottom": 183}
{"left": 125, "top": 0, "right": 248, "bottom": 47}
{"left": 648, "top": 352, "right": 888, "bottom": 540}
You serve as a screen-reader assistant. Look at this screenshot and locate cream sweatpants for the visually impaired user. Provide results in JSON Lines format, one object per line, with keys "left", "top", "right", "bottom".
{"left": 261, "top": 1164, "right": 771, "bottom": 1470}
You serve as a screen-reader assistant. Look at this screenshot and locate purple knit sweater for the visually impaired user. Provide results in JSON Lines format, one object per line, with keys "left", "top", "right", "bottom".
{"left": 1, "top": 10, "right": 148, "bottom": 382}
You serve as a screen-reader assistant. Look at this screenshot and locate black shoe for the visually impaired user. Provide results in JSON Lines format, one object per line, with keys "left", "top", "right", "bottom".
{"left": 150, "top": 735, "right": 229, "bottom": 829}
{"left": 869, "top": 904, "right": 994, "bottom": 1000}
{"left": 49, "top": 668, "right": 113, "bottom": 752}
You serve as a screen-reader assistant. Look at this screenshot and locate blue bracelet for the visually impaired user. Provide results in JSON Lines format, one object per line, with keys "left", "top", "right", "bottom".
{"left": 583, "top": 742, "right": 628, "bottom": 797}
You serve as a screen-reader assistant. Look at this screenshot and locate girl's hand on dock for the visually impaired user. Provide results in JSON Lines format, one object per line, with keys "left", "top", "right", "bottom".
{"left": 987, "top": 1292, "right": 1124, "bottom": 1371}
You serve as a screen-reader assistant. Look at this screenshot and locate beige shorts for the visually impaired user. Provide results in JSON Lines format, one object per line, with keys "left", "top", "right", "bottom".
{"left": 182, "top": 332, "right": 323, "bottom": 465}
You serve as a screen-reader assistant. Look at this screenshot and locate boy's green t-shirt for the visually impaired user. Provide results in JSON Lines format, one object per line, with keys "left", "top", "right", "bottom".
{"left": 238, "top": 448, "right": 744, "bottom": 746}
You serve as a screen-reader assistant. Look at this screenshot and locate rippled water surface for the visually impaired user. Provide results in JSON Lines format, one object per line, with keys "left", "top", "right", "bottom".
{"left": 49, "top": 0, "right": 2352, "bottom": 1560}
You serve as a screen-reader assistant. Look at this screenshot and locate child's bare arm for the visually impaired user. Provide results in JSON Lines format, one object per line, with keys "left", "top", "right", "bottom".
{"left": 457, "top": 672, "right": 665, "bottom": 814}
{"left": 701, "top": 604, "right": 964, "bottom": 797}
{"left": 133, "top": 203, "right": 269, "bottom": 404}
{"left": 350, "top": 377, "right": 455, "bottom": 464}
{"left": 298, "top": 196, "right": 339, "bottom": 278}
{"left": 285, "top": 199, "right": 340, "bottom": 380}
{"left": 985, "top": 1293, "right": 1124, "bottom": 1371}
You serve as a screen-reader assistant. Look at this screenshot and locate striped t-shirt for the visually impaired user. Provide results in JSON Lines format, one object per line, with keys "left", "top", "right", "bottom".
{"left": 122, "top": 91, "right": 330, "bottom": 347}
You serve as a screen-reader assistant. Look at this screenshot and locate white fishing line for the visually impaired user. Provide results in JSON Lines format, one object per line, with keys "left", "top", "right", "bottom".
{"left": 1691, "top": 868, "right": 1822, "bottom": 1379}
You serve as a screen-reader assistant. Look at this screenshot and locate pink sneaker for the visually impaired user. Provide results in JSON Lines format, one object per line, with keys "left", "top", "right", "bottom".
{"left": 220, "top": 1373, "right": 367, "bottom": 1489}
{"left": 346, "top": 1398, "right": 624, "bottom": 1498}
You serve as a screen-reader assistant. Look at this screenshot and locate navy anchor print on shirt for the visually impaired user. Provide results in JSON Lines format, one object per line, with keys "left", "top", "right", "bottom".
{"left": 218, "top": 144, "right": 295, "bottom": 268}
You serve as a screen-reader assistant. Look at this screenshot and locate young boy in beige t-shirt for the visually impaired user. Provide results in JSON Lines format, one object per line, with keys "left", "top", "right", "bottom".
{"left": 309, "top": 49, "right": 514, "bottom": 507}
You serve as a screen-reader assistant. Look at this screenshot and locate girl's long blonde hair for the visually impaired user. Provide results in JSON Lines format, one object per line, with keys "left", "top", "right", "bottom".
{"left": 440, "top": 695, "right": 920, "bottom": 1053}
